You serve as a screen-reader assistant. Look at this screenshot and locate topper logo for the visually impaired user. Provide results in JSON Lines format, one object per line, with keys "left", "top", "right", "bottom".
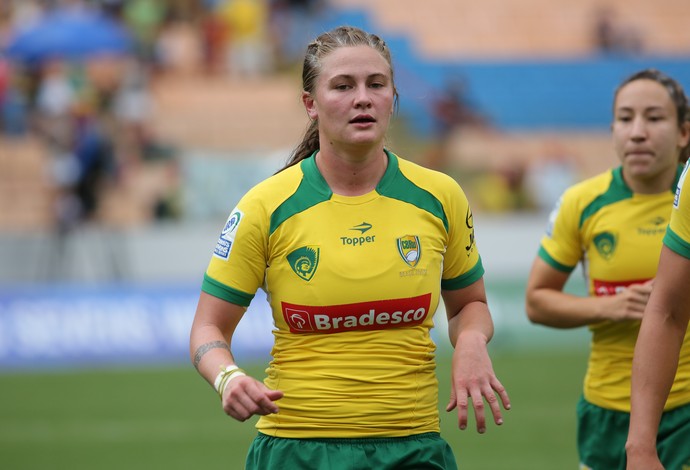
{"left": 593, "top": 278, "right": 649, "bottom": 296}
{"left": 282, "top": 294, "right": 432, "bottom": 334}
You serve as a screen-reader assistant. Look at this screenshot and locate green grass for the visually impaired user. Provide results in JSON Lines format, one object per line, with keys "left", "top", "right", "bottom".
{"left": 0, "top": 346, "right": 588, "bottom": 470}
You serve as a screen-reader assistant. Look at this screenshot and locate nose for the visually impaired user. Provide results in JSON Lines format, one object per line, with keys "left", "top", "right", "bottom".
{"left": 630, "top": 116, "right": 648, "bottom": 141}
{"left": 354, "top": 85, "right": 372, "bottom": 108}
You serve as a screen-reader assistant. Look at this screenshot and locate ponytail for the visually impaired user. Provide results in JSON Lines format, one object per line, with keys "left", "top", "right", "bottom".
{"left": 277, "top": 120, "right": 319, "bottom": 173}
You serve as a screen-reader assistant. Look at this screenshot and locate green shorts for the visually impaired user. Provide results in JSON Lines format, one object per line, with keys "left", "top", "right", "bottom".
{"left": 577, "top": 396, "right": 690, "bottom": 470}
{"left": 245, "top": 432, "right": 458, "bottom": 470}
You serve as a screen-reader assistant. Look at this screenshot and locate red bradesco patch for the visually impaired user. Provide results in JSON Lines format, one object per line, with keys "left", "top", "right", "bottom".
{"left": 281, "top": 294, "right": 432, "bottom": 334}
{"left": 592, "top": 278, "right": 650, "bottom": 296}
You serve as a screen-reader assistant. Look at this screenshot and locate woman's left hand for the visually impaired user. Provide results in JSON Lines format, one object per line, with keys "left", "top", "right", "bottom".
{"left": 445, "top": 331, "right": 511, "bottom": 433}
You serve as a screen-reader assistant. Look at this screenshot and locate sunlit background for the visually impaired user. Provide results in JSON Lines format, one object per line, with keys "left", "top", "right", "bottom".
{"left": 0, "top": 0, "right": 688, "bottom": 468}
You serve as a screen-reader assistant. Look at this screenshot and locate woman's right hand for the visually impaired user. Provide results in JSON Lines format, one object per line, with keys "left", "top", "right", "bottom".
{"left": 221, "top": 375, "right": 284, "bottom": 422}
{"left": 605, "top": 280, "right": 654, "bottom": 322}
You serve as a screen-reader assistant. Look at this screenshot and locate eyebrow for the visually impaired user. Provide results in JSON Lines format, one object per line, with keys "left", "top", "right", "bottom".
{"left": 329, "top": 72, "right": 389, "bottom": 81}
{"left": 615, "top": 105, "right": 667, "bottom": 113}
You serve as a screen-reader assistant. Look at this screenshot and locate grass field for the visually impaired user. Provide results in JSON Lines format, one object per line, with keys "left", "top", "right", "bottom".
{"left": 0, "top": 345, "right": 588, "bottom": 470}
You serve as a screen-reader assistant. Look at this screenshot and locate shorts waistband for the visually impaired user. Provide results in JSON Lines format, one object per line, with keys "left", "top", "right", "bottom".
{"left": 255, "top": 431, "right": 441, "bottom": 445}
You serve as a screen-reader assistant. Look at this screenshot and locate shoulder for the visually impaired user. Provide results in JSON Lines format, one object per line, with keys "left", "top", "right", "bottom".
{"left": 238, "top": 163, "right": 305, "bottom": 212}
{"left": 396, "top": 155, "right": 459, "bottom": 186}
{"left": 393, "top": 154, "right": 465, "bottom": 200}
{"left": 559, "top": 168, "right": 618, "bottom": 207}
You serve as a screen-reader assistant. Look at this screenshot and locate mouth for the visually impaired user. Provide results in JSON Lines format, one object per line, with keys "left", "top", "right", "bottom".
{"left": 349, "top": 115, "right": 376, "bottom": 124}
{"left": 625, "top": 150, "right": 654, "bottom": 158}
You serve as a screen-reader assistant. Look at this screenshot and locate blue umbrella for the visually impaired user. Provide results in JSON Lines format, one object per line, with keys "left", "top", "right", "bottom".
{"left": 4, "top": 7, "right": 133, "bottom": 64}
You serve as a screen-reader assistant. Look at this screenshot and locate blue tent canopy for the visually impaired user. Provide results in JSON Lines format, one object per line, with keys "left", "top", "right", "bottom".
{"left": 4, "top": 7, "right": 133, "bottom": 64}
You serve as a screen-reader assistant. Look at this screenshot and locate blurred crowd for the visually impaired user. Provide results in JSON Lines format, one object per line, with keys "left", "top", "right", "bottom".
{"left": 0, "top": 0, "right": 327, "bottom": 234}
{"left": 0, "top": 0, "right": 647, "bottom": 241}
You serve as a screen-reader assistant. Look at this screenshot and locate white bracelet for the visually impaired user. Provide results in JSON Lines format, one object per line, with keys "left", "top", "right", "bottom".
{"left": 214, "top": 365, "right": 247, "bottom": 398}
{"left": 214, "top": 365, "right": 241, "bottom": 393}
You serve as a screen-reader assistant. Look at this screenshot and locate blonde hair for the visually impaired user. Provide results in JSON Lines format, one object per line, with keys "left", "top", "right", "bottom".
{"left": 279, "top": 26, "right": 399, "bottom": 172}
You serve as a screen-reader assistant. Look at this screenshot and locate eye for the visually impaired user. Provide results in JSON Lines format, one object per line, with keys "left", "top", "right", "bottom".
{"left": 616, "top": 115, "right": 632, "bottom": 123}
{"left": 334, "top": 83, "right": 350, "bottom": 91}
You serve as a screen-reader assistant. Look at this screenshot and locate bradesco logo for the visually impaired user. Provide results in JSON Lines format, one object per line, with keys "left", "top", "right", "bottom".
{"left": 593, "top": 278, "right": 649, "bottom": 296}
{"left": 281, "top": 293, "right": 432, "bottom": 334}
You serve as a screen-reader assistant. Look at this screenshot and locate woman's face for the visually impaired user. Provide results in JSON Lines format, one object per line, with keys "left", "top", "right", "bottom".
{"left": 612, "top": 79, "right": 689, "bottom": 181}
{"left": 303, "top": 45, "right": 395, "bottom": 152}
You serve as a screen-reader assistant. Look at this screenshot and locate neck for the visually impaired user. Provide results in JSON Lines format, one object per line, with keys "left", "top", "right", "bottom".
{"left": 315, "top": 146, "right": 389, "bottom": 196}
{"left": 622, "top": 164, "right": 678, "bottom": 194}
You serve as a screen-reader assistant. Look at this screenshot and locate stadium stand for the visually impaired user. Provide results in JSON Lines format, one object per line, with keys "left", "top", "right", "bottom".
{"left": 0, "top": 136, "right": 53, "bottom": 230}
{"left": 150, "top": 73, "right": 305, "bottom": 152}
{"left": 329, "top": 0, "right": 690, "bottom": 59}
{"left": 3, "top": 0, "right": 690, "bottom": 230}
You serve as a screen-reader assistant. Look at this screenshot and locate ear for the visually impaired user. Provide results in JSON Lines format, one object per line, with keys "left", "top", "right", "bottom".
{"left": 302, "top": 91, "right": 317, "bottom": 120}
{"left": 680, "top": 120, "right": 690, "bottom": 149}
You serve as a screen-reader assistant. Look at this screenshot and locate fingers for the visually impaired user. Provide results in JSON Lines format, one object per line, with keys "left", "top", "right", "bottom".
{"left": 609, "top": 284, "right": 653, "bottom": 320}
{"left": 448, "top": 378, "right": 511, "bottom": 434}
{"left": 485, "top": 377, "right": 511, "bottom": 427}
{"left": 221, "top": 376, "right": 282, "bottom": 422}
{"left": 470, "top": 389, "right": 487, "bottom": 433}
{"left": 493, "top": 377, "right": 512, "bottom": 412}
{"left": 446, "top": 388, "right": 470, "bottom": 431}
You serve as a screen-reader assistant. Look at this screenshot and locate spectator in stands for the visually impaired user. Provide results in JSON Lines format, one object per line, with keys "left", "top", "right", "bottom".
{"left": 524, "top": 140, "right": 579, "bottom": 213}
{"left": 189, "top": 25, "right": 510, "bottom": 470}
{"left": 199, "top": 4, "right": 227, "bottom": 75}
{"left": 218, "top": 0, "right": 273, "bottom": 77}
{"left": 122, "top": 0, "right": 169, "bottom": 64}
{"left": 425, "top": 76, "right": 489, "bottom": 172}
{"left": 0, "top": 58, "right": 12, "bottom": 133}
{"left": 525, "top": 69, "right": 690, "bottom": 469}
{"left": 268, "top": 0, "right": 325, "bottom": 69}
{"left": 591, "top": 6, "right": 644, "bottom": 56}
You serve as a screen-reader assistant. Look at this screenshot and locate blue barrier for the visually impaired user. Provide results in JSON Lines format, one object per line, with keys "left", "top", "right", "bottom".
{"left": 0, "top": 284, "right": 274, "bottom": 369}
{"left": 0, "top": 276, "right": 586, "bottom": 369}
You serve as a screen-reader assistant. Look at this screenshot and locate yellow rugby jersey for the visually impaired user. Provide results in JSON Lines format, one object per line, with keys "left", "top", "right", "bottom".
{"left": 202, "top": 150, "right": 483, "bottom": 438}
{"left": 539, "top": 165, "right": 690, "bottom": 412}
{"left": 666, "top": 161, "right": 690, "bottom": 258}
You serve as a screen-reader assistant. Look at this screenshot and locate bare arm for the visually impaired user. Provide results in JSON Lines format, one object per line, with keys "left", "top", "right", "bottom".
{"left": 189, "top": 292, "right": 283, "bottom": 421}
{"left": 443, "top": 278, "right": 511, "bottom": 433}
{"left": 626, "top": 246, "right": 690, "bottom": 470}
{"left": 525, "top": 257, "right": 653, "bottom": 328}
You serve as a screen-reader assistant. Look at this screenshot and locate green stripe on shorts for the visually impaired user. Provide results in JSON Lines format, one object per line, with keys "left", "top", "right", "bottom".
{"left": 245, "top": 431, "right": 458, "bottom": 470}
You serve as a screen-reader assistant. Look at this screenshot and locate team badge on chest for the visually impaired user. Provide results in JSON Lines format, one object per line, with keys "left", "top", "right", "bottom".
{"left": 594, "top": 231, "right": 617, "bottom": 260}
{"left": 287, "top": 246, "right": 320, "bottom": 281}
{"left": 397, "top": 235, "right": 421, "bottom": 267}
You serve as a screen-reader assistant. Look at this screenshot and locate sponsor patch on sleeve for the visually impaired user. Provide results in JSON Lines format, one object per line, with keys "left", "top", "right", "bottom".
{"left": 545, "top": 196, "right": 562, "bottom": 237}
{"left": 674, "top": 161, "right": 690, "bottom": 208}
{"left": 213, "top": 208, "right": 244, "bottom": 260}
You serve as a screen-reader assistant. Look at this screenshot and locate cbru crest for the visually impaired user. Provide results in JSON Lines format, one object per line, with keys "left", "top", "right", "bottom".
{"left": 287, "top": 246, "right": 320, "bottom": 281}
{"left": 397, "top": 235, "right": 421, "bottom": 267}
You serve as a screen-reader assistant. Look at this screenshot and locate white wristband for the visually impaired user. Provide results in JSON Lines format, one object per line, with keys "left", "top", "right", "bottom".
{"left": 214, "top": 365, "right": 241, "bottom": 393}
{"left": 214, "top": 365, "right": 247, "bottom": 398}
